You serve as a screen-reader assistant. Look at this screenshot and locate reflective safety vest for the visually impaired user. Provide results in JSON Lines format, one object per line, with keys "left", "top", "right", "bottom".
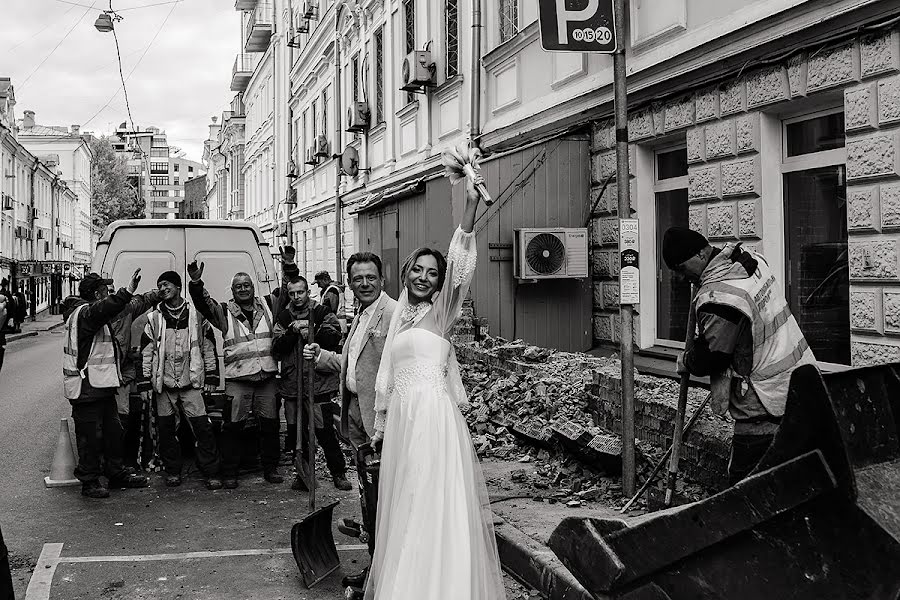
{"left": 63, "top": 304, "right": 121, "bottom": 400}
{"left": 222, "top": 298, "right": 277, "bottom": 379}
{"left": 696, "top": 246, "right": 816, "bottom": 417}
{"left": 145, "top": 304, "right": 206, "bottom": 393}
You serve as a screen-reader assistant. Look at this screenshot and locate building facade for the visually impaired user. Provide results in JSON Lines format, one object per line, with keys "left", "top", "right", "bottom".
{"left": 110, "top": 124, "right": 204, "bottom": 220}
{"left": 180, "top": 174, "right": 208, "bottom": 219}
{"left": 218, "top": 0, "right": 899, "bottom": 364}
{"left": 1, "top": 80, "right": 83, "bottom": 315}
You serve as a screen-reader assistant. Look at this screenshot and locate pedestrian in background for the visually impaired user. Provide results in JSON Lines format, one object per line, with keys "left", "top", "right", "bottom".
{"left": 61, "top": 270, "right": 151, "bottom": 499}
{"left": 271, "top": 276, "right": 348, "bottom": 491}
{"left": 138, "top": 271, "right": 222, "bottom": 490}
{"left": 314, "top": 271, "right": 342, "bottom": 316}
{"left": 187, "top": 253, "right": 296, "bottom": 489}
{"left": 663, "top": 226, "right": 817, "bottom": 485}
{"left": 0, "top": 295, "right": 6, "bottom": 376}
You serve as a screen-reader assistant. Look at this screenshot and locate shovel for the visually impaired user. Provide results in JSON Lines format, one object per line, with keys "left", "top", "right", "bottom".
{"left": 665, "top": 286, "right": 697, "bottom": 506}
{"left": 290, "top": 317, "right": 341, "bottom": 588}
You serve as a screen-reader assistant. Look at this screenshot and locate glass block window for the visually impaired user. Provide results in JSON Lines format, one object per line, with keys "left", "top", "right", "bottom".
{"left": 321, "top": 88, "right": 328, "bottom": 135}
{"left": 352, "top": 55, "right": 359, "bottom": 102}
{"left": 375, "top": 26, "right": 384, "bottom": 123}
{"left": 499, "top": 0, "right": 518, "bottom": 43}
{"left": 445, "top": 0, "right": 459, "bottom": 78}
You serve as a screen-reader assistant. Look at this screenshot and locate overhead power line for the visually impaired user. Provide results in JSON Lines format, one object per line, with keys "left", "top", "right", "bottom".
{"left": 82, "top": 0, "right": 181, "bottom": 128}
{"left": 19, "top": 1, "right": 99, "bottom": 88}
{"left": 7, "top": 3, "right": 78, "bottom": 53}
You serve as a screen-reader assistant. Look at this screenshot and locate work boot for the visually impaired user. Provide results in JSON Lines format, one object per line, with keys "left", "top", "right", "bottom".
{"left": 109, "top": 473, "right": 151, "bottom": 489}
{"left": 164, "top": 474, "right": 182, "bottom": 487}
{"left": 205, "top": 478, "right": 223, "bottom": 491}
{"left": 264, "top": 469, "right": 284, "bottom": 484}
{"left": 222, "top": 478, "right": 239, "bottom": 489}
{"left": 332, "top": 474, "right": 353, "bottom": 491}
{"left": 81, "top": 481, "right": 110, "bottom": 499}
{"left": 291, "top": 475, "right": 309, "bottom": 492}
{"left": 341, "top": 567, "right": 369, "bottom": 589}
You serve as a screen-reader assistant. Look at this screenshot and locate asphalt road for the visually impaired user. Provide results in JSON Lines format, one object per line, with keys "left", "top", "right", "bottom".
{"left": 0, "top": 332, "right": 532, "bottom": 599}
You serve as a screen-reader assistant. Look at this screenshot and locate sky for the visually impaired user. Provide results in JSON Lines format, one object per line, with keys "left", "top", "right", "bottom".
{"left": 1, "top": 0, "right": 242, "bottom": 162}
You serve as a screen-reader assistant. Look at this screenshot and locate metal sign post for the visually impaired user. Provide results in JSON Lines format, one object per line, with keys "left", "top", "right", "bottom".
{"left": 539, "top": 0, "right": 635, "bottom": 497}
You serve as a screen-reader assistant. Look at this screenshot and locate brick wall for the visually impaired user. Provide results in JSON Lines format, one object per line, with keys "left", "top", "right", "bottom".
{"left": 588, "top": 24, "right": 900, "bottom": 366}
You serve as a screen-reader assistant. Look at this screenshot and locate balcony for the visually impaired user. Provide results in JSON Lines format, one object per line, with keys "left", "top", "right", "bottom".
{"left": 244, "top": 2, "right": 273, "bottom": 53}
{"left": 234, "top": 0, "right": 258, "bottom": 9}
{"left": 231, "top": 53, "right": 254, "bottom": 92}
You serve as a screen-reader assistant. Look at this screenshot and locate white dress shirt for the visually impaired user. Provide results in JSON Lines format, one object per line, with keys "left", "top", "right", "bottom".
{"left": 346, "top": 292, "right": 385, "bottom": 394}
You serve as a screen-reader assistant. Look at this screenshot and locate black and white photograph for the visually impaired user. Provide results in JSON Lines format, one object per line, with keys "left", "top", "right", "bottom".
{"left": 1, "top": 0, "right": 899, "bottom": 598}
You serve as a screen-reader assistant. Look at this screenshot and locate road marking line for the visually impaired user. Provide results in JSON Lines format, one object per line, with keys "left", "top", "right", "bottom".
{"left": 59, "top": 544, "right": 368, "bottom": 563}
{"left": 24, "top": 542, "right": 367, "bottom": 599}
{"left": 24, "top": 543, "right": 62, "bottom": 600}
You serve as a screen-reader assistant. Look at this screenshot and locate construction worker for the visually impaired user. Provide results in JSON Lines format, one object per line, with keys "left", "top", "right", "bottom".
{"left": 314, "top": 271, "right": 342, "bottom": 316}
{"left": 187, "top": 252, "right": 296, "bottom": 488}
{"left": 138, "top": 271, "right": 222, "bottom": 490}
{"left": 663, "top": 226, "right": 817, "bottom": 485}
{"left": 61, "top": 270, "right": 151, "bottom": 499}
{"left": 109, "top": 281, "right": 161, "bottom": 471}
{"left": 271, "top": 276, "right": 349, "bottom": 491}
{"left": 0, "top": 294, "right": 6, "bottom": 375}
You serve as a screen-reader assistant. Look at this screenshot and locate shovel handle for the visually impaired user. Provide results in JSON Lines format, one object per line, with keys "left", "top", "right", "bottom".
{"left": 307, "top": 325, "right": 317, "bottom": 512}
{"left": 665, "top": 286, "right": 697, "bottom": 507}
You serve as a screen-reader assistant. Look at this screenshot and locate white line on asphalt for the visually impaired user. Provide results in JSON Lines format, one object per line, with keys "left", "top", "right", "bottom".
{"left": 24, "top": 542, "right": 369, "bottom": 599}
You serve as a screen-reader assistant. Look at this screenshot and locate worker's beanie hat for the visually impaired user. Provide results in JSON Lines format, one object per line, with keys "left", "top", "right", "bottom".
{"left": 157, "top": 271, "right": 182, "bottom": 289}
{"left": 662, "top": 227, "right": 709, "bottom": 269}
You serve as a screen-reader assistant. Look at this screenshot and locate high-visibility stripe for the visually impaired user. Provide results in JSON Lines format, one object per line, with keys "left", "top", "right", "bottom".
{"left": 755, "top": 304, "right": 793, "bottom": 348}
{"left": 224, "top": 349, "right": 274, "bottom": 363}
{"left": 85, "top": 356, "right": 118, "bottom": 365}
{"left": 755, "top": 338, "right": 810, "bottom": 379}
{"left": 63, "top": 368, "right": 81, "bottom": 376}
{"left": 63, "top": 347, "right": 78, "bottom": 356}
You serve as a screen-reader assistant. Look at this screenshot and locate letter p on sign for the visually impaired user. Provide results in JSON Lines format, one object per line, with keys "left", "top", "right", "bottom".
{"left": 538, "top": 0, "right": 616, "bottom": 53}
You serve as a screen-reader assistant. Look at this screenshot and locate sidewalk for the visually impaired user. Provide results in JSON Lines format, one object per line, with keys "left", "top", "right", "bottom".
{"left": 5, "top": 311, "right": 65, "bottom": 343}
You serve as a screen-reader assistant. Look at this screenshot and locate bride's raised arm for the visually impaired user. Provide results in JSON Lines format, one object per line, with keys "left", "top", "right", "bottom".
{"left": 432, "top": 177, "right": 482, "bottom": 337}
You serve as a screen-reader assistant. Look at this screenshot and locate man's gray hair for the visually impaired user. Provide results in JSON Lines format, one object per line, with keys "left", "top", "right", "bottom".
{"left": 231, "top": 272, "right": 253, "bottom": 286}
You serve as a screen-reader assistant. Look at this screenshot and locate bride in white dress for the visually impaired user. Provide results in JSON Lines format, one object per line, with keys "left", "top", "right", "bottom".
{"left": 364, "top": 177, "right": 506, "bottom": 599}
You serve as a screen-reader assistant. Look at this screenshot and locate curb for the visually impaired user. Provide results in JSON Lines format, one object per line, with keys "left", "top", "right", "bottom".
{"left": 495, "top": 519, "right": 592, "bottom": 600}
{"left": 6, "top": 320, "right": 65, "bottom": 343}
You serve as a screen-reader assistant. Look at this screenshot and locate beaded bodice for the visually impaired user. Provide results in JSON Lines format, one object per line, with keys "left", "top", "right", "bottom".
{"left": 389, "top": 328, "right": 451, "bottom": 397}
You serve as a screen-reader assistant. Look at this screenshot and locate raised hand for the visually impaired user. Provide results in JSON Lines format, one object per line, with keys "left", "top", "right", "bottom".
{"left": 278, "top": 246, "right": 296, "bottom": 264}
{"left": 187, "top": 260, "right": 205, "bottom": 282}
{"left": 127, "top": 268, "right": 142, "bottom": 293}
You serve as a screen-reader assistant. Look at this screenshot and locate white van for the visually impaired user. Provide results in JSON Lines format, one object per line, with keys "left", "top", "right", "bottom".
{"left": 92, "top": 219, "right": 279, "bottom": 300}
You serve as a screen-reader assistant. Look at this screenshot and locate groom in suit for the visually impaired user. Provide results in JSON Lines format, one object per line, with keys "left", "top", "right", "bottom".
{"left": 303, "top": 251, "right": 397, "bottom": 589}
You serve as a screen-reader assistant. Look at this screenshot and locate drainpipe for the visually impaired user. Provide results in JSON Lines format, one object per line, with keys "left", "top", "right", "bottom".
{"left": 333, "top": 3, "right": 345, "bottom": 285}
{"left": 469, "top": 0, "right": 483, "bottom": 147}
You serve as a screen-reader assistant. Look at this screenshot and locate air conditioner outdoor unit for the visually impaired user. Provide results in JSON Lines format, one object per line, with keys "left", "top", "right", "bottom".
{"left": 400, "top": 50, "right": 436, "bottom": 92}
{"left": 302, "top": 0, "right": 317, "bottom": 20}
{"left": 304, "top": 145, "right": 318, "bottom": 166}
{"left": 287, "top": 29, "right": 304, "bottom": 47}
{"left": 514, "top": 228, "right": 589, "bottom": 280}
{"left": 346, "top": 101, "right": 370, "bottom": 133}
{"left": 314, "top": 135, "right": 330, "bottom": 158}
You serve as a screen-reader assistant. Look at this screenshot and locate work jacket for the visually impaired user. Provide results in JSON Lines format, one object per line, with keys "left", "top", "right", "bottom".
{"left": 271, "top": 299, "right": 342, "bottom": 400}
{"left": 63, "top": 304, "right": 121, "bottom": 400}
{"left": 695, "top": 243, "right": 816, "bottom": 417}
{"left": 110, "top": 290, "right": 160, "bottom": 387}
{"left": 140, "top": 303, "right": 218, "bottom": 393}
{"left": 219, "top": 297, "right": 278, "bottom": 380}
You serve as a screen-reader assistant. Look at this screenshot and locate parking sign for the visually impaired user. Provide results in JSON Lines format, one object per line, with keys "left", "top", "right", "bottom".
{"left": 538, "top": 0, "right": 616, "bottom": 53}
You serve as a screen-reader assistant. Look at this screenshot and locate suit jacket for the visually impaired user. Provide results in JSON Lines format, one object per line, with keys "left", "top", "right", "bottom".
{"left": 319, "top": 292, "right": 397, "bottom": 439}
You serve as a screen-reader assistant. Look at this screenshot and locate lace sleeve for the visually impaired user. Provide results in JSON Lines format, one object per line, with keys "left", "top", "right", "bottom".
{"left": 432, "top": 227, "right": 477, "bottom": 336}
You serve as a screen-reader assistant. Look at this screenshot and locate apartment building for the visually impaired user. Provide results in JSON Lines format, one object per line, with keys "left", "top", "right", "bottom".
{"left": 219, "top": 0, "right": 899, "bottom": 365}
{"left": 1, "top": 80, "right": 83, "bottom": 315}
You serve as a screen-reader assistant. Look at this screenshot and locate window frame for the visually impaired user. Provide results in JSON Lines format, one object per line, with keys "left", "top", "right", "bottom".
{"left": 445, "top": 0, "right": 459, "bottom": 79}
{"left": 781, "top": 107, "right": 847, "bottom": 174}
{"left": 498, "top": 0, "right": 519, "bottom": 44}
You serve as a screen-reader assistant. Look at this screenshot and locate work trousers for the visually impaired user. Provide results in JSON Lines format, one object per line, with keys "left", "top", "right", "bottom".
{"left": 728, "top": 433, "right": 775, "bottom": 486}
{"left": 116, "top": 385, "right": 142, "bottom": 470}
{"left": 71, "top": 396, "right": 128, "bottom": 484}
{"left": 156, "top": 387, "right": 220, "bottom": 477}
{"left": 285, "top": 395, "right": 346, "bottom": 477}
{"left": 221, "top": 378, "right": 279, "bottom": 477}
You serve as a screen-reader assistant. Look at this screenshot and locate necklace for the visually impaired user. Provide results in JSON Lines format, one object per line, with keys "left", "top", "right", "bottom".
{"left": 401, "top": 301, "right": 432, "bottom": 324}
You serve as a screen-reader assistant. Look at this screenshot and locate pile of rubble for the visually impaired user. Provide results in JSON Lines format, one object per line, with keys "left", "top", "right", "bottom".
{"left": 458, "top": 336, "right": 712, "bottom": 507}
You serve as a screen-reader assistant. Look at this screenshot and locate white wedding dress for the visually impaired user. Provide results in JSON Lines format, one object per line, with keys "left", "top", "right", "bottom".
{"left": 365, "top": 228, "right": 506, "bottom": 600}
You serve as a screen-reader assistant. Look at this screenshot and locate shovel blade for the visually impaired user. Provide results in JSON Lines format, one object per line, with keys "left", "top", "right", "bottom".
{"left": 291, "top": 500, "right": 341, "bottom": 588}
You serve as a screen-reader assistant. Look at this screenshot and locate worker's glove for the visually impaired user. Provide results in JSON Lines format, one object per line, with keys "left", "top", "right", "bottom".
{"left": 675, "top": 352, "right": 688, "bottom": 375}
{"left": 187, "top": 260, "right": 205, "bottom": 282}
{"left": 278, "top": 246, "right": 296, "bottom": 265}
{"left": 127, "top": 268, "right": 142, "bottom": 294}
